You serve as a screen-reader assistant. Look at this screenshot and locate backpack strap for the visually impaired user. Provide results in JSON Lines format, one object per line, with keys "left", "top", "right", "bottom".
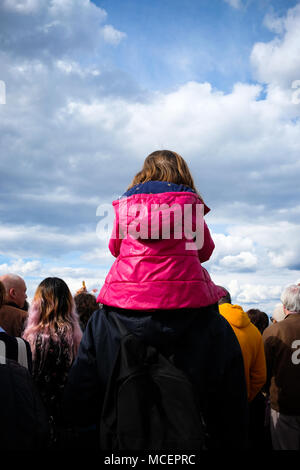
{"left": 16, "top": 337, "right": 29, "bottom": 369}
{"left": 0, "top": 339, "right": 6, "bottom": 365}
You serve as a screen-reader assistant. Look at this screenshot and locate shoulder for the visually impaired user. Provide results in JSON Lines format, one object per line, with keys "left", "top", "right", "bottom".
{"left": 0, "top": 332, "right": 32, "bottom": 369}
{"left": 262, "top": 321, "right": 282, "bottom": 343}
{"left": 248, "top": 321, "right": 264, "bottom": 341}
{"left": 0, "top": 330, "right": 28, "bottom": 348}
{"left": 79, "top": 306, "right": 111, "bottom": 348}
{"left": 0, "top": 304, "right": 27, "bottom": 318}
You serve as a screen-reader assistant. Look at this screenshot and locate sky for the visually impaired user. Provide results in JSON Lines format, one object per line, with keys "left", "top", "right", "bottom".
{"left": 0, "top": 0, "right": 300, "bottom": 316}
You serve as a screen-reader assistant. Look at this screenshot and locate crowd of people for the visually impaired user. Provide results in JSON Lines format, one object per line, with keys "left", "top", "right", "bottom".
{"left": 1, "top": 150, "right": 300, "bottom": 452}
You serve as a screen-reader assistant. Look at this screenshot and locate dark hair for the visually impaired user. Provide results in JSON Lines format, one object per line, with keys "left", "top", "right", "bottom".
{"left": 246, "top": 309, "right": 269, "bottom": 334}
{"left": 0, "top": 281, "right": 5, "bottom": 309}
{"left": 218, "top": 287, "right": 232, "bottom": 305}
{"left": 74, "top": 292, "right": 98, "bottom": 330}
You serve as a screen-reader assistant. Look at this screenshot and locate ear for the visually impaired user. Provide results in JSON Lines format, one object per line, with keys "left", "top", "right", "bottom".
{"left": 9, "top": 287, "right": 16, "bottom": 300}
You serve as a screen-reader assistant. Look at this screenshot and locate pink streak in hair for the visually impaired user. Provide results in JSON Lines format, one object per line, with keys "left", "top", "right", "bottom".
{"left": 23, "top": 298, "right": 82, "bottom": 365}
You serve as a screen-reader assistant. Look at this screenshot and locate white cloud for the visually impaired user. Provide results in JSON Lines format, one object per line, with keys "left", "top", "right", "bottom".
{"left": 0, "top": 256, "right": 109, "bottom": 300}
{"left": 0, "top": 259, "right": 41, "bottom": 276}
{"left": 235, "top": 283, "right": 282, "bottom": 305}
{"left": 251, "top": 4, "right": 300, "bottom": 89}
{"left": 216, "top": 278, "right": 285, "bottom": 308}
{"left": 0, "top": 224, "right": 102, "bottom": 258}
{"left": 101, "top": 24, "right": 127, "bottom": 45}
{"left": 263, "top": 10, "right": 285, "bottom": 34}
{"left": 0, "top": 0, "right": 124, "bottom": 60}
{"left": 2, "top": 0, "right": 41, "bottom": 14}
{"left": 227, "top": 222, "right": 300, "bottom": 270}
{"left": 223, "top": 0, "right": 243, "bottom": 10}
{"left": 211, "top": 233, "right": 254, "bottom": 258}
{"left": 219, "top": 251, "right": 258, "bottom": 271}
{"left": 55, "top": 60, "right": 101, "bottom": 78}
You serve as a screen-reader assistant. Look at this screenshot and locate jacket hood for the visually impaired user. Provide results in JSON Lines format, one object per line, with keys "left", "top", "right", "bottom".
{"left": 219, "top": 303, "right": 251, "bottom": 329}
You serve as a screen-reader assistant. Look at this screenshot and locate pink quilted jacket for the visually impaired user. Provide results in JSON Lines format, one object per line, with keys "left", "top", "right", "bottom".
{"left": 97, "top": 188, "right": 225, "bottom": 310}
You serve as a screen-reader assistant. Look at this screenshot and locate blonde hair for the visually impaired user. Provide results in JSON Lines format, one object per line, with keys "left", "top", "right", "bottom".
{"left": 128, "top": 150, "right": 201, "bottom": 197}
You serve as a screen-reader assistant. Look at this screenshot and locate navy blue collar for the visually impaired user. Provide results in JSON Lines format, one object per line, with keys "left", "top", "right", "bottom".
{"left": 122, "top": 180, "right": 196, "bottom": 198}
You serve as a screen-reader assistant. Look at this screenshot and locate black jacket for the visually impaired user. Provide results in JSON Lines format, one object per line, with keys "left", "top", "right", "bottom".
{"left": 0, "top": 331, "right": 49, "bottom": 450}
{"left": 64, "top": 303, "right": 248, "bottom": 449}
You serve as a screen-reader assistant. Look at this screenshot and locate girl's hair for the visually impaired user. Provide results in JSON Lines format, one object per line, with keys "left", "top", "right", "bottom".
{"left": 128, "top": 150, "right": 200, "bottom": 195}
{"left": 23, "top": 277, "right": 82, "bottom": 365}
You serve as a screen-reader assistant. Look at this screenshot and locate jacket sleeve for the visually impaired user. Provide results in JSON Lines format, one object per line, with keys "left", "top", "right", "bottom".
{"left": 198, "top": 220, "right": 215, "bottom": 263}
{"left": 108, "top": 215, "right": 123, "bottom": 258}
{"left": 248, "top": 334, "right": 267, "bottom": 402}
{"left": 262, "top": 326, "right": 276, "bottom": 392}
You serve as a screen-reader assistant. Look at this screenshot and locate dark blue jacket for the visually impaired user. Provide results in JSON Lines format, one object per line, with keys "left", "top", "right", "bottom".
{"left": 63, "top": 304, "right": 248, "bottom": 449}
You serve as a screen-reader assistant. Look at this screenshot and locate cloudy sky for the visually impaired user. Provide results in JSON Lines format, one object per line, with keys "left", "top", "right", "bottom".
{"left": 1, "top": 0, "right": 300, "bottom": 315}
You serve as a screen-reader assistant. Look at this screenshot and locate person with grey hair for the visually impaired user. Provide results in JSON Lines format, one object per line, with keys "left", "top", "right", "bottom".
{"left": 270, "top": 304, "right": 285, "bottom": 324}
{"left": 262, "top": 284, "right": 300, "bottom": 450}
{"left": 281, "top": 284, "right": 300, "bottom": 314}
{"left": 0, "top": 274, "right": 28, "bottom": 336}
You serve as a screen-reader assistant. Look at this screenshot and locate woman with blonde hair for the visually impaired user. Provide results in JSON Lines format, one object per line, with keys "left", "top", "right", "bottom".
{"left": 23, "top": 277, "right": 82, "bottom": 445}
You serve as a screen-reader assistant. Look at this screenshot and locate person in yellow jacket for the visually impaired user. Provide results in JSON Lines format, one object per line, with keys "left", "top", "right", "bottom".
{"left": 218, "top": 289, "right": 266, "bottom": 402}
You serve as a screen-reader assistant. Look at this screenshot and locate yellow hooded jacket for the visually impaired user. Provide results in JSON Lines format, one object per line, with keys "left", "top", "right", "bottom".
{"left": 219, "top": 303, "right": 267, "bottom": 402}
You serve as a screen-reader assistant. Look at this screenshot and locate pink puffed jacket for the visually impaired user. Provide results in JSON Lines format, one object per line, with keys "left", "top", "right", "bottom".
{"left": 97, "top": 181, "right": 225, "bottom": 310}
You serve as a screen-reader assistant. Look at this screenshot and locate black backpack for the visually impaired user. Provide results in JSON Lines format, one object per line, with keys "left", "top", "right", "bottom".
{"left": 100, "top": 317, "right": 207, "bottom": 451}
{"left": 0, "top": 359, "right": 50, "bottom": 450}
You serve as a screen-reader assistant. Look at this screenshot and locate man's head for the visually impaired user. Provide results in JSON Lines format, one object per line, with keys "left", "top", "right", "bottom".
{"left": 246, "top": 308, "right": 269, "bottom": 334}
{"left": 281, "top": 284, "right": 300, "bottom": 315}
{"left": 0, "top": 274, "right": 27, "bottom": 309}
{"left": 218, "top": 287, "right": 232, "bottom": 306}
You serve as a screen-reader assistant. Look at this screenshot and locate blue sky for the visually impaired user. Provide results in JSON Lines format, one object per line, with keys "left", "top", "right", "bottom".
{"left": 93, "top": 0, "right": 298, "bottom": 91}
{"left": 0, "top": 0, "right": 300, "bottom": 315}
